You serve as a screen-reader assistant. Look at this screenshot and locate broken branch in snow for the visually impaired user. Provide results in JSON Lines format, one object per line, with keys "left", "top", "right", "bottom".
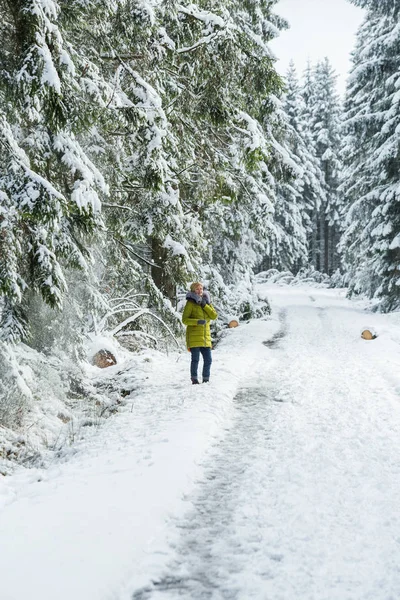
{"left": 110, "top": 309, "right": 180, "bottom": 347}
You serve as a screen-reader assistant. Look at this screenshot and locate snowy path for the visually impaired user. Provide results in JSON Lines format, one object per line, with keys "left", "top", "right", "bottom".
{"left": 1, "top": 285, "right": 400, "bottom": 600}
{"left": 131, "top": 288, "right": 400, "bottom": 600}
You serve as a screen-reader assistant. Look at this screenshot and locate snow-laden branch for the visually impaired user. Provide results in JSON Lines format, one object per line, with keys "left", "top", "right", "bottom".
{"left": 110, "top": 309, "right": 180, "bottom": 347}
{"left": 114, "top": 237, "right": 161, "bottom": 269}
{"left": 115, "top": 330, "right": 158, "bottom": 346}
{"left": 177, "top": 31, "right": 223, "bottom": 54}
{"left": 176, "top": 4, "right": 233, "bottom": 54}
{"left": 177, "top": 5, "right": 225, "bottom": 29}
{"left": 0, "top": 115, "right": 65, "bottom": 202}
{"left": 236, "top": 111, "right": 266, "bottom": 151}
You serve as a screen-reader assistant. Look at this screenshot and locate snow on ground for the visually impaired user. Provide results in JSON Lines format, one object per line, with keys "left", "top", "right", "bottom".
{"left": 1, "top": 283, "right": 400, "bottom": 600}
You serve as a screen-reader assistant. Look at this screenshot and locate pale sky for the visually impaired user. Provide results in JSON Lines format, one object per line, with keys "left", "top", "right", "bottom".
{"left": 270, "top": 0, "right": 365, "bottom": 97}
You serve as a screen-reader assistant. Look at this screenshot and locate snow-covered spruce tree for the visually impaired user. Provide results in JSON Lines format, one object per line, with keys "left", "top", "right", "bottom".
{"left": 0, "top": 0, "right": 110, "bottom": 343}
{"left": 78, "top": 1, "right": 286, "bottom": 306}
{"left": 0, "top": 110, "right": 63, "bottom": 343}
{"left": 164, "top": 0, "right": 285, "bottom": 289}
{"left": 59, "top": 0, "right": 206, "bottom": 313}
{"left": 303, "top": 59, "right": 343, "bottom": 274}
{"left": 287, "top": 62, "right": 326, "bottom": 271}
{"left": 341, "top": 0, "right": 400, "bottom": 310}
{"left": 1, "top": 0, "right": 299, "bottom": 349}
{"left": 261, "top": 61, "right": 325, "bottom": 273}
{"left": 301, "top": 62, "right": 320, "bottom": 269}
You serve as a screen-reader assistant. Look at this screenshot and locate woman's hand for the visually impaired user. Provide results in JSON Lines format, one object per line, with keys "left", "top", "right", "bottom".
{"left": 201, "top": 290, "right": 211, "bottom": 307}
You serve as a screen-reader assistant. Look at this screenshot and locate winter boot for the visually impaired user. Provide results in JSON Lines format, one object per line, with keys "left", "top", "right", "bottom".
{"left": 191, "top": 378, "right": 200, "bottom": 385}
{"left": 202, "top": 378, "right": 209, "bottom": 383}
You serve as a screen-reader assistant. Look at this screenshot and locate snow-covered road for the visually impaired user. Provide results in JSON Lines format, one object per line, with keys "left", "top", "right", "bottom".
{"left": 1, "top": 285, "right": 400, "bottom": 600}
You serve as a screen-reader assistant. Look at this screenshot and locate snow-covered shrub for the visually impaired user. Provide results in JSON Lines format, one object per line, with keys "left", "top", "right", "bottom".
{"left": 255, "top": 269, "right": 295, "bottom": 285}
{"left": 255, "top": 267, "right": 338, "bottom": 288}
{"left": 91, "top": 280, "right": 183, "bottom": 355}
{"left": 0, "top": 340, "right": 122, "bottom": 472}
{"left": 255, "top": 269, "right": 280, "bottom": 283}
{"left": 293, "top": 267, "right": 331, "bottom": 286}
{"left": 329, "top": 269, "right": 347, "bottom": 289}
{"left": 230, "top": 274, "right": 271, "bottom": 321}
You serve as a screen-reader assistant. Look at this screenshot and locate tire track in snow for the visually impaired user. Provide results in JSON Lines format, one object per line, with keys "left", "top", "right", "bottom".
{"left": 132, "top": 385, "right": 290, "bottom": 600}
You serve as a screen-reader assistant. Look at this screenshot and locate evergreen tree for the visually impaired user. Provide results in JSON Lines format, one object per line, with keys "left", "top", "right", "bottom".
{"left": 341, "top": 0, "right": 400, "bottom": 310}
{"left": 0, "top": 0, "right": 290, "bottom": 346}
{"left": 94, "top": 0, "right": 285, "bottom": 292}
{"left": 265, "top": 62, "right": 326, "bottom": 272}
{"left": 0, "top": 0, "right": 110, "bottom": 341}
{"left": 306, "top": 58, "right": 343, "bottom": 275}
{"left": 164, "top": 0, "right": 284, "bottom": 286}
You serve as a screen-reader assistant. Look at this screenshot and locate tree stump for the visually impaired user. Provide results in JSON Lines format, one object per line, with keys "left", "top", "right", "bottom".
{"left": 361, "top": 329, "right": 376, "bottom": 340}
{"left": 93, "top": 349, "right": 117, "bottom": 368}
{"left": 228, "top": 320, "right": 239, "bottom": 328}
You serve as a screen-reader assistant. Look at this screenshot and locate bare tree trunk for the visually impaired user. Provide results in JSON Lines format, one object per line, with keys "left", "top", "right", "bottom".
{"left": 319, "top": 211, "right": 325, "bottom": 272}
{"left": 310, "top": 208, "right": 318, "bottom": 269}
{"left": 151, "top": 237, "right": 176, "bottom": 301}
{"left": 324, "top": 219, "right": 329, "bottom": 274}
{"left": 329, "top": 225, "right": 335, "bottom": 275}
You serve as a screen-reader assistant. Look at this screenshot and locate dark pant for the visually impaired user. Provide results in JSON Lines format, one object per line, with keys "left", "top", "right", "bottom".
{"left": 190, "top": 347, "right": 212, "bottom": 380}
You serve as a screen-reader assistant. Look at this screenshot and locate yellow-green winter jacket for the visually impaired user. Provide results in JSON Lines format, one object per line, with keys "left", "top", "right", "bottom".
{"left": 182, "top": 294, "right": 218, "bottom": 349}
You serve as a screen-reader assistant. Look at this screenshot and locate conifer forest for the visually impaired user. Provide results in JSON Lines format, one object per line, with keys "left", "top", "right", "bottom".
{"left": 0, "top": 1, "right": 399, "bottom": 438}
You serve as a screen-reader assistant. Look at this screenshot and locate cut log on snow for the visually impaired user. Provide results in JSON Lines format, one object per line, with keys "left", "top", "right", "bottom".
{"left": 93, "top": 349, "right": 117, "bottom": 368}
{"left": 361, "top": 329, "right": 377, "bottom": 340}
{"left": 228, "top": 320, "right": 239, "bottom": 328}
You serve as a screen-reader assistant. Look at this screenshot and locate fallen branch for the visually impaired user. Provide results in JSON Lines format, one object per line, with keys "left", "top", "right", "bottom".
{"left": 110, "top": 309, "right": 180, "bottom": 348}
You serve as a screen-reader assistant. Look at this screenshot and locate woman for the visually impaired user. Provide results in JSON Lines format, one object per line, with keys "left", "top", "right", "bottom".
{"left": 182, "top": 282, "right": 218, "bottom": 384}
